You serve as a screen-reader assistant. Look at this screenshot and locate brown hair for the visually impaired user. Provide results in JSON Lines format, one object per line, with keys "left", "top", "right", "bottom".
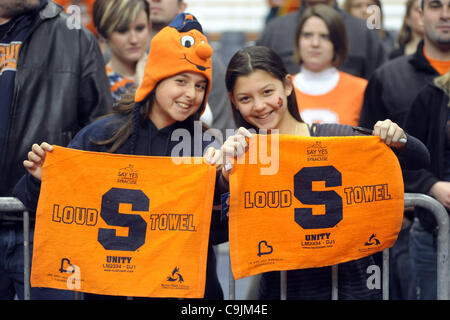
{"left": 93, "top": 0, "right": 150, "bottom": 39}
{"left": 91, "top": 91, "right": 153, "bottom": 153}
{"left": 397, "top": 0, "right": 420, "bottom": 47}
{"left": 342, "top": 0, "right": 382, "bottom": 17}
{"left": 293, "top": 4, "right": 348, "bottom": 68}
{"left": 343, "top": 0, "right": 386, "bottom": 39}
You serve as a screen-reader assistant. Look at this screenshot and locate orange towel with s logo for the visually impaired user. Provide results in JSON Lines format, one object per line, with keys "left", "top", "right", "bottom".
{"left": 30, "top": 146, "right": 216, "bottom": 298}
{"left": 229, "top": 135, "right": 404, "bottom": 280}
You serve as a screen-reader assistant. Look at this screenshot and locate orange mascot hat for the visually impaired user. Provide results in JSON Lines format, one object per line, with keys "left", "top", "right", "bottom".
{"left": 134, "top": 13, "right": 213, "bottom": 116}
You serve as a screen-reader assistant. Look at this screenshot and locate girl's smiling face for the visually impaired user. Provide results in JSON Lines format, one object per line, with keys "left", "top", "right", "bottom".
{"left": 230, "top": 69, "right": 293, "bottom": 130}
{"left": 150, "top": 71, "right": 207, "bottom": 129}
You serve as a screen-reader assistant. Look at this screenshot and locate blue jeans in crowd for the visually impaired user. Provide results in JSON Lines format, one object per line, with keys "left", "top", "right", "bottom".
{"left": 409, "top": 218, "right": 438, "bottom": 300}
{"left": 0, "top": 222, "right": 75, "bottom": 300}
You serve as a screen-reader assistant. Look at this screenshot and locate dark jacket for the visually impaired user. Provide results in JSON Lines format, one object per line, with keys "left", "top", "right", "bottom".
{"left": 258, "top": 123, "right": 429, "bottom": 300}
{"left": 403, "top": 78, "right": 449, "bottom": 233}
{"left": 256, "top": 2, "right": 386, "bottom": 79}
{"left": 0, "top": 0, "right": 112, "bottom": 197}
{"left": 13, "top": 113, "right": 227, "bottom": 300}
{"left": 359, "top": 41, "right": 438, "bottom": 129}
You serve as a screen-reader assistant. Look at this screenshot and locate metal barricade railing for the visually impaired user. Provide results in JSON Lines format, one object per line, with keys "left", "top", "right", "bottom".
{"left": 228, "top": 193, "right": 450, "bottom": 300}
{"left": 2, "top": 193, "right": 448, "bottom": 300}
{"left": 404, "top": 193, "right": 449, "bottom": 300}
{"left": 0, "top": 197, "right": 31, "bottom": 300}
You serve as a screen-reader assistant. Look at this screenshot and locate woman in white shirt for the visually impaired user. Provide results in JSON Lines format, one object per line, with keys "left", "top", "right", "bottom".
{"left": 292, "top": 4, "right": 368, "bottom": 126}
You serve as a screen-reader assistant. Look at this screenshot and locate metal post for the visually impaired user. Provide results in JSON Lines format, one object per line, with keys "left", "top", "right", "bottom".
{"left": 229, "top": 256, "right": 235, "bottom": 300}
{"left": 280, "top": 271, "right": 287, "bottom": 300}
{"left": 382, "top": 249, "right": 389, "bottom": 300}
{"left": 23, "top": 209, "right": 30, "bottom": 300}
{"left": 331, "top": 265, "right": 338, "bottom": 300}
{"left": 404, "top": 193, "right": 450, "bottom": 300}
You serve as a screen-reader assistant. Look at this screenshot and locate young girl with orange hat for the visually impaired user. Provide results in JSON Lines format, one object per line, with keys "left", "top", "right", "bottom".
{"left": 14, "top": 13, "right": 227, "bottom": 300}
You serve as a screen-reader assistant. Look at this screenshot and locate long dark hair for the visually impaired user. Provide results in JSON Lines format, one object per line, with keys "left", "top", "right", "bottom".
{"left": 397, "top": 0, "right": 420, "bottom": 48}
{"left": 92, "top": 82, "right": 206, "bottom": 153}
{"left": 225, "top": 46, "right": 303, "bottom": 131}
{"left": 91, "top": 90, "right": 153, "bottom": 153}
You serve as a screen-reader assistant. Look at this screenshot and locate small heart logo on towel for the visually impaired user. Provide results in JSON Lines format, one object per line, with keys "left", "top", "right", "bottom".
{"left": 59, "top": 258, "right": 74, "bottom": 273}
{"left": 258, "top": 240, "right": 273, "bottom": 257}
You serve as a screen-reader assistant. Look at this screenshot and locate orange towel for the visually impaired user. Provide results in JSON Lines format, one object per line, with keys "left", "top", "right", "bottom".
{"left": 31, "top": 146, "right": 216, "bottom": 298}
{"left": 229, "top": 135, "right": 404, "bottom": 279}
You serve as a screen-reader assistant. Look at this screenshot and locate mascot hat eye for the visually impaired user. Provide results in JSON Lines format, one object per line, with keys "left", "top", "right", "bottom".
{"left": 181, "top": 35, "right": 195, "bottom": 48}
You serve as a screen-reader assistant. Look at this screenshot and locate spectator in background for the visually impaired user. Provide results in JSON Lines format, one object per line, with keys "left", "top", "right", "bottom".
{"left": 0, "top": 0, "right": 111, "bottom": 299}
{"left": 279, "top": 0, "right": 302, "bottom": 14}
{"left": 93, "top": 0, "right": 150, "bottom": 104}
{"left": 266, "top": 0, "right": 301, "bottom": 24}
{"left": 53, "top": 0, "right": 96, "bottom": 35}
{"left": 358, "top": 0, "right": 450, "bottom": 300}
{"left": 403, "top": 70, "right": 450, "bottom": 300}
{"left": 390, "top": 0, "right": 424, "bottom": 59}
{"left": 359, "top": 0, "right": 450, "bottom": 129}
{"left": 265, "top": 0, "right": 285, "bottom": 24}
{"left": 343, "top": 0, "right": 398, "bottom": 55}
{"left": 147, "top": 0, "right": 235, "bottom": 138}
{"left": 292, "top": 4, "right": 367, "bottom": 126}
{"left": 257, "top": 0, "right": 386, "bottom": 80}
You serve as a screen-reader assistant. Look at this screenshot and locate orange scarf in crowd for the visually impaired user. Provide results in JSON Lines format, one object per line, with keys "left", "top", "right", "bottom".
{"left": 31, "top": 146, "right": 216, "bottom": 298}
{"left": 228, "top": 135, "right": 404, "bottom": 280}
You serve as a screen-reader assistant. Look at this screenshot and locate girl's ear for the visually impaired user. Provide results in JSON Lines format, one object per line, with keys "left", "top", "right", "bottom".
{"left": 284, "top": 74, "right": 294, "bottom": 96}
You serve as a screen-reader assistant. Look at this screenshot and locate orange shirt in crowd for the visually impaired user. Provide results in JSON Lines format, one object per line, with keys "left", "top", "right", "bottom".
{"left": 424, "top": 46, "right": 450, "bottom": 75}
{"left": 293, "top": 71, "right": 368, "bottom": 126}
{"left": 278, "top": 0, "right": 301, "bottom": 15}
